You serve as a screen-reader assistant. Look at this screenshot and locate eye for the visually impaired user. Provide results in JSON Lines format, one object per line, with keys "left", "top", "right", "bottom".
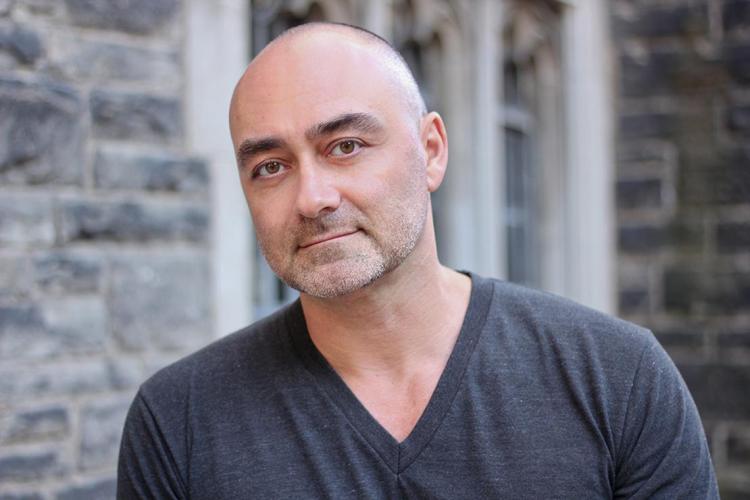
{"left": 330, "top": 139, "right": 363, "bottom": 157}
{"left": 253, "top": 160, "right": 286, "bottom": 178}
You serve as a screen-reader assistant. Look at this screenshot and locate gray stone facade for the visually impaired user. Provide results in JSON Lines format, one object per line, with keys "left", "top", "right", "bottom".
{"left": 0, "top": 0, "right": 212, "bottom": 497}
{"left": 614, "top": 0, "right": 750, "bottom": 496}
{"left": 0, "top": 0, "right": 748, "bottom": 497}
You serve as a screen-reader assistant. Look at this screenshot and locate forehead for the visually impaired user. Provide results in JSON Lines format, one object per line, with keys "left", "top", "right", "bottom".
{"left": 230, "top": 32, "right": 407, "bottom": 140}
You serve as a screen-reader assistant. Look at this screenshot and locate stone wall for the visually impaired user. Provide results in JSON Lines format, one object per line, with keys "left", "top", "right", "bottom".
{"left": 613, "top": 0, "right": 750, "bottom": 496}
{"left": 0, "top": 0, "right": 213, "bottom": 497}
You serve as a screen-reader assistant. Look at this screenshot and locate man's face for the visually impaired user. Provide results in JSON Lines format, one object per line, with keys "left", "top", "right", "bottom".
{"left": 230, "top": 32, "right": 433, "bottom": 298}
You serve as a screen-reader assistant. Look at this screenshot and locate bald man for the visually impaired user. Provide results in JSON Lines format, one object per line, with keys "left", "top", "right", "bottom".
{"left": 117, "top": 23, "right": 717, "bottom": 499}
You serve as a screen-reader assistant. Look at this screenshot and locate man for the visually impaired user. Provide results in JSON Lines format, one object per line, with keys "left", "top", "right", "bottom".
{"left": 118, "top": 23, "right": 718, "bottom": 499}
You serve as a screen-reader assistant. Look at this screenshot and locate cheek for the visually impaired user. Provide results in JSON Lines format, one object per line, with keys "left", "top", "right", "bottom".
{"left": 248, "top": 199, "right": 286, "bottom": 247}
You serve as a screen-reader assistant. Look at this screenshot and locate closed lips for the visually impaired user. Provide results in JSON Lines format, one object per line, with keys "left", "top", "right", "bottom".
{"left": 299, "top": 230, "right": 360, "bottom": 248}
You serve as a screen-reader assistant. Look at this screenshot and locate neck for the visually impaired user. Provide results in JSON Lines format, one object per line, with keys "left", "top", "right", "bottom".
{"left": 299, "top": 249, "right": 471, "bottom": 379}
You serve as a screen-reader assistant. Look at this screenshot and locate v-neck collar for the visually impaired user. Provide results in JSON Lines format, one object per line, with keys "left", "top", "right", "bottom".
{"left": 286, "top": 273, "right": 494, "bottom": 474}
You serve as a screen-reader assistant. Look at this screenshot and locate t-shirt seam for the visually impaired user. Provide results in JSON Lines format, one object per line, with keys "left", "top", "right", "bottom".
{"left": 138, "top": 390, "right": 190, "bottom": 497}
{"left": 613, "top": 336, "right": 654, "bottom": 480}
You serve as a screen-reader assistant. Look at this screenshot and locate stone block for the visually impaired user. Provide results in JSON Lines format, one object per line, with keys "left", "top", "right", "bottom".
{"left": 620, "top": 49, "right": 723, "bottom": 98}
{"left": 47, "top": 36, "right": 179, "bottom": 86}
{"left": 39, "top": 296, "right": 108, "bottom": 353}
{"left": 620, "top": 52, "right": 675, "bottom": 98}
{"left": 618, "top": 224, "right": 664, "bottom": 253}
{"left": 0, "top": 447, "right": 67, "bottom": 482}
{"left": 64, "top": 0, "right": 179, "bottom": 35}
{"left": 32, "top": 251, "right": 102, "bottom": 293}
{"left": 728, "top": 104, "right": 750, "bottom": 135}
{"left": 0, "top": 22, "right": 43, "bottom": 65}
{"left": 55, "top": 477, "right": 115, "bottom": 500}
{"left": 79, "top": 397, "right": 130, "bottom": 471}
{"left": 719, "top": 484, "right": 750, "bottom": 500}
{"left": 0, "top": 255, "right": 31, "bottom": 299}
{"left": 617, "top": 142, "right": 674, "bottom": 164}
{"left": 2, "top": 405, "right": 70, "bottom": 444}
{"left": 718, "top": 222, "right": 750, "bottom": 253}
{"left": 0, "top": 0, "right": 13, "bottom": 16}
{"left": 0, "top": 358, "right": 141, "bottom": 400}
{"left": 0, "top": 298, "right": 107, "bottom": 360}
{"left": 718, "top": 332, "right": 750, "bottom": 350}
{"left": 619, "top": 112, "right": 675, "bottom": 140}
{"left": 618, "top": 288, "right": 649, "bottom": 315}
{"left": 59, "top": 199, "right": 209, "bottom": 244}
{"left": 726, "top": 43, "right": 750, "bottom": 85}
{"left": 728, "top": 429, "right": 750, "bottom": 464}
{"left": 90, "top": 89, "right": 181, "bottom": 142}
{"left": 109, "top": 254, "right": 212, "bottom": 352}
{"left": 0, "top": 304, "right": 45, "bottom": 358}
{"left": 22, "top": 0, "right": 59, "bottom": 15}
{"left": 616, "top": 178, "right": 663, "bottom": 209}
{"left": 616, "top": 3, "right": 708, "bottom": 39}
{"left": 664, "top": 268, "right": 750, "bottom": 315}
{"left": 0, "top": 492, "right": 44, "bottom": 500}
{"left": 94, "top": 149, "right": 209, "bottom": 193}
{"left": 666, "top": 219, "right": 705, "bottom": 252}
{"left": 0, "top": 79, "right": 84, "bottom": 185}
{"left": 0, "top": 194, "right": 54, "bottom": 247}
{"left": 724, "top": 0, "right": 750, "bottom": 34}
{"left": 679, "top": 149, "right": 750, "bottom": 205}
{"left": 653, "top": 329, "right": 704, "bottom": 351}
{"left": 679, "top": 363, "right": 750, "bottom": 419}
{"left": 663, "top": 268, "right": 697, "bottom": 314}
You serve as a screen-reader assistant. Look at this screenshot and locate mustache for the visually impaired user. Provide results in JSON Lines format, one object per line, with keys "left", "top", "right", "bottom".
{"left": 292, "top": 207, "right": 364, "bottom": 246}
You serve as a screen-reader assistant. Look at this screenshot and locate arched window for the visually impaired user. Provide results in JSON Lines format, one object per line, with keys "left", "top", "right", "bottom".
{"left": 501, "top": 0, "right": 566, "bottom": 290}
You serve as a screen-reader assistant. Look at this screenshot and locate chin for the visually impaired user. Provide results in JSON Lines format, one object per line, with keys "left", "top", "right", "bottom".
{"left": 282, "top": 257, "right": 388, "bottom": 298}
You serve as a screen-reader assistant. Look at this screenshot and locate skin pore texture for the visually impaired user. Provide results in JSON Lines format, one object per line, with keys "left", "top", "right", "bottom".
{"left": 229, "top": 23, "right": 471, "bottom": 442}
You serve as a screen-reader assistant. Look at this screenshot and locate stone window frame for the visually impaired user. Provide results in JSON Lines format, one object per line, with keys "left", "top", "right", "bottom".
{"left": 501, "top": 0, "right": 566, "bottom": 290}
{"left": 491, "top": 0, "right": 616, "bottom": 312}
{"left": 185, "top": 0, "right": 253, "bottom": 337}
{"left": 558, "top": 0, "right": 616, "bottom": 312}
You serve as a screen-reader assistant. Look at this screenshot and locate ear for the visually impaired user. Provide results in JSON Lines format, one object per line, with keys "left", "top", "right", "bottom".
{"left": 420, "top": 111, "right": 449, "bottom": 192}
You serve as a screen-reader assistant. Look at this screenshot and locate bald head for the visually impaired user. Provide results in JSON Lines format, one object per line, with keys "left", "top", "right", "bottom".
{"left": 230, "top": 22, "right": 427, "bottom": 136}
{"left": 275, "top": 23, "right": 426, "bottom": 114}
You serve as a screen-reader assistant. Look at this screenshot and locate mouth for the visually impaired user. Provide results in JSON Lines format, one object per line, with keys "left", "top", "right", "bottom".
{"left": 298, "top": 229, "right": 361, "bottom": 249}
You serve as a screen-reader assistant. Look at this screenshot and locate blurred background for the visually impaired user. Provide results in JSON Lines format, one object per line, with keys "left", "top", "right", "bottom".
{"left": 0, "top": 0, "right": 748, "bottom": 497}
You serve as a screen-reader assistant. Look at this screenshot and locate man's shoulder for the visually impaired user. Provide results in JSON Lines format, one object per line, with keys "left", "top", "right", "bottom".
{"left": 139, "top": 300, "right": 301, "bottom": 399}
{"left": 474, "top": 274, "right": 657, "bottom": 361}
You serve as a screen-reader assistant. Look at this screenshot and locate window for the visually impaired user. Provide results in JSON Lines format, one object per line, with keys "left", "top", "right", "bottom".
{"left": 501, "top": 0, "right": 566, "bottom": 291}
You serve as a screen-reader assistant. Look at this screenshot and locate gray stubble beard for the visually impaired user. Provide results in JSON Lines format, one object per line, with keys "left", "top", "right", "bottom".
{"left": 258, "top": 192, "right": 428, "bottom": 299}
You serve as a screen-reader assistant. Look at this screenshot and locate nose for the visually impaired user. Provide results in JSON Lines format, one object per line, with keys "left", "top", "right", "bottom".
{"left": 295, "top": 164, "right": 341, "bottom": 219}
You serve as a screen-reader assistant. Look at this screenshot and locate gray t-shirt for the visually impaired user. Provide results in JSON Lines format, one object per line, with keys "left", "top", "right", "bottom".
{"left": 117, "top": 274, "right": 718, "bottom": 499}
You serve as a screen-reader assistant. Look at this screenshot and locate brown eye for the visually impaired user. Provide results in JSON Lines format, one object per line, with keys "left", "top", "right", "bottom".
{"left": 254, "top": 161, "right": 285, "bottom": 178}
{"left": 331, "top": 139, "right": 362, "bottom": 157}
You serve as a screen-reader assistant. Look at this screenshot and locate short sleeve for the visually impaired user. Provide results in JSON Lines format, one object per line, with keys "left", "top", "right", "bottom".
{"left": 614, "top": 337, "right": 719, "bottom": 499}
{"left": 117, "top": 391, "right": 189, "bottom": 500}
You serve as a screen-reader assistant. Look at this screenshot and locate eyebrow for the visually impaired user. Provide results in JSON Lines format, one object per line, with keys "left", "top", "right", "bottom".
{"left": 235, "top": 112, "right": 384, "bottom": 168}
{"left": 304, "top": 112, "right": 384, "bottom": 141}
{"left": 235, "top": 137, "right": 287, "bottom": 168}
